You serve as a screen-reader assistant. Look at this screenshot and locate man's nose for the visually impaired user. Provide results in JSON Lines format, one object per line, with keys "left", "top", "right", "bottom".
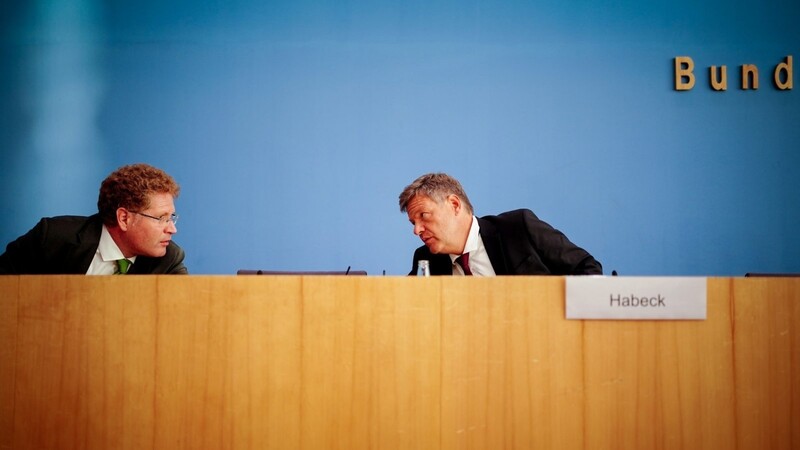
{"left": 413, "top": 223, "right": 424, "bottom": 236}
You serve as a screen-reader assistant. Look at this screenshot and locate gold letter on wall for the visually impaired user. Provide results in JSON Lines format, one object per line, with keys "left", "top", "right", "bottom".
{"left": 741, "top": 64, "right": 759, "bottom": 90}
{"left": 774, "top": 55, "right": 793, "bottom": 90}
{"left": 710, "top": 65, "right": 728, "bottom": 91}
{"left": 675, "top": 57, "right": 695, "bottom": 91}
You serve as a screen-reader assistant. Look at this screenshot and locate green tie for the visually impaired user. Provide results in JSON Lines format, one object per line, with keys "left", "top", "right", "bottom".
{"left": 115, "top": 259, "right": 131, "bottom": 275}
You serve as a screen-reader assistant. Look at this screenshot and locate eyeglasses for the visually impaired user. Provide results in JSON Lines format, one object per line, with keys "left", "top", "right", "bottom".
{"left": 132, "top": 211, "right": 179, "bottom": 225}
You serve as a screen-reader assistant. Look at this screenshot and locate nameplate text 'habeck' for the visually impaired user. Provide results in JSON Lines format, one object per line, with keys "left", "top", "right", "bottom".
{"left": 565, "top": 277, "right": 707, "bottom": 320}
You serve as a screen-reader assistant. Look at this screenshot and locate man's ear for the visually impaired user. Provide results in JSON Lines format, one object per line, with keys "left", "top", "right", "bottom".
{"left": 447, "top": 194, "right": 462, "bottom": 214}
{"left": 116, "top": 208, "right": 131, "bottom": 231}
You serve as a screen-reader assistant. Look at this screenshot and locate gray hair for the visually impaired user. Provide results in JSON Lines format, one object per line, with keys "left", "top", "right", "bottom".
{"left": 398, "top": 173, "right": 474, "bottom": 214}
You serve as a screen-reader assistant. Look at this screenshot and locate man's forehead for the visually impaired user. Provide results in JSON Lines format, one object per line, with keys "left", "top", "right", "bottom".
{"left": 408, "top": 194, "right": 436, "bottom": 210}
{"left": 145, "top": 193, "right": 175, "bottom": 209}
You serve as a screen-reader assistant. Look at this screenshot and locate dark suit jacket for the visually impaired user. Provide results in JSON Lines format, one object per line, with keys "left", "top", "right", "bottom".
{"left": 0, "top": 215, "right": 188, "bottom": 274}
{"left": 409, "top": 209, "right": 601, "bottom": 276}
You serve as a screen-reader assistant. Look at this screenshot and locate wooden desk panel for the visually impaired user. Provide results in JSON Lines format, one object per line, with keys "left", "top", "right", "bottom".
{"left": 0, "top": 276, "right": 797, "bottom": 450}
{"left": 731, "top": 277, "right": 800, "bottom": 449}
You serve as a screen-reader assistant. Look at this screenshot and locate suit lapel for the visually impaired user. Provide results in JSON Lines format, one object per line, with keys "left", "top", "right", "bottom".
{"left": 73, "top": 216, "right": 104, "bottom": 274}
{"left": 127, "top": 257, "right": 154, "bottom": 274}
{"left": 478, "top": 217, "right": 509, "bottom": 275}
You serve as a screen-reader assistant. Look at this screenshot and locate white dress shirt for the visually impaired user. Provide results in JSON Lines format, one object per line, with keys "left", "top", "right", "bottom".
{"left": 449, "top": 216, "right": 496, "bottom": 276}
{"left": 86, "top": 225, "right": 137, "bottom": 275}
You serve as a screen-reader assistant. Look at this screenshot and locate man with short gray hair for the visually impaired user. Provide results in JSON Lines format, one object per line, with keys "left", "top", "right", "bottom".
{"left": 399, "top": 172, "right": 602, "bottom": 276}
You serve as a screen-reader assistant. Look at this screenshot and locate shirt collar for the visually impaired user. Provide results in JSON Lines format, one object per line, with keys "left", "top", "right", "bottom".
{"left": 450, "top": 216, "right": 480, "bottom": 264}
{"left": 98, "top": 225, "right": 137, "bottom": 264}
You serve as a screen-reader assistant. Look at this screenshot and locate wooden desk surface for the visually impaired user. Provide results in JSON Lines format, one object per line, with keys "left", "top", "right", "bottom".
{"left": 1, "top": 276, "right": 798, "bottom": 449}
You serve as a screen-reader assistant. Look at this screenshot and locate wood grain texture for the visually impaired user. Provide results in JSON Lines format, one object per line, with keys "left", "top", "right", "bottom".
{"left": 0, "top": 276, "right": 797, "bottom": 450}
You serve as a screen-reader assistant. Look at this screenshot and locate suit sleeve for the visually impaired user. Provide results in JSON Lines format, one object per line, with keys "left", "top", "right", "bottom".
{"left": 0, "top": 219, "right": 48, "bottom": 274}
{"left": 521, "top": 210, "right": 603, "bottom": 275}
{"left": 146, "top": 242, "right": 188, "bottom": 274}
{"left": 166, "top": 245, "right": 189, "bottom": 274}
{"left": 409, "top": 246, "right": 452, "bottom": 276}
{"left": 409, "top": 246, "right": 429, "bottom": 276}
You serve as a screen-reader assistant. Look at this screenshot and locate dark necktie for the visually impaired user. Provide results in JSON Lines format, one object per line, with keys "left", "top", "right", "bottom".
{"left": 456, "top": 253, "right": 472, "bottom": 276}
{"left": 115, "top": 259, "right": 131, "bottom": 275}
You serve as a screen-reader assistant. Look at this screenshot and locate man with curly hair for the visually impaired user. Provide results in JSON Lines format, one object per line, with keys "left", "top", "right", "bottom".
{"left": 0, "top": 163, "right": 187, "bottom": 274}
{"left": 399, "top": 172, "right": 601, "bottom": 276}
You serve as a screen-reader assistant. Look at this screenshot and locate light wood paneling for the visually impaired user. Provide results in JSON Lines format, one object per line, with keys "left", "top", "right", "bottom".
{"left": 0, "top": 275, "right": 18, "bottom": 449}
{"left": 0, "top": 276, "right": 798, "bottom": 450}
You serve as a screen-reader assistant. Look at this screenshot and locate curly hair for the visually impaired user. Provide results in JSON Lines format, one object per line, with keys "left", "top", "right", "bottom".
{"left": 98, "top": 164, "right": 181, "bottom": 226}
{"left": 398, "top": 173, "right": 473, "bottom": 214}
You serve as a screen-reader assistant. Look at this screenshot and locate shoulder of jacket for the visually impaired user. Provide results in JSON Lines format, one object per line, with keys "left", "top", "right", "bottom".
{"left": 480, "top": 208, "right": 534, "bottom": 222}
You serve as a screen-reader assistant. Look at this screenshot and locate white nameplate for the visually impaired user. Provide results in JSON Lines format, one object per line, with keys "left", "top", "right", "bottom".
{"left": 565, "top": 277, "right": 706, "bottom": 320}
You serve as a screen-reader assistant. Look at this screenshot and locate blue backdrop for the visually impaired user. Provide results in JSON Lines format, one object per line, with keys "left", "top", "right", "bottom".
{"left": 2, "top": 0, "right": 798, "bottom": 275}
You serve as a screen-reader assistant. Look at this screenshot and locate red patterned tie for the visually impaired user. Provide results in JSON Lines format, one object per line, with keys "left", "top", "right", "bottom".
{"left": 456, "top": 253, "right": 472, "bottom": 276}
